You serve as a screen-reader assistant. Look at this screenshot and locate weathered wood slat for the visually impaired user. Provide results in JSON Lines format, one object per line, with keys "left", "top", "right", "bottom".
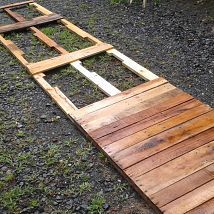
{"left": 78, "top": 84, "right": 178, "bottom": 131}
{"left": 151, "top": 163, "right": 214, "bottom": 207}
{"left": 0, "top": 14, "right": 62, "bottom": 33}
{"left": 136, "top": 142, "right": 214, "bottom": 196}
{"left": 161, "top": 179, "right": 214, "bottom": 214}
{"left": 0, "top": 0, "right": 34, "bottom": 10}
{"left": 73, "top": 78, "right": 168, "bottom": 119}
{"left": 186, "top": 198, "right": 214, "bottom": 214}
{"left": 113, "top": 111, "right": 214, "bottom": 169}
{"left": 27, "top": 43, "right": 113, "bottom": 74}
{"left": 103, "top": 104, "right": 211, "bottom": 154}
{"left": 125, "top": 127, "right": 214, "bottom": 178}
{"left": 93, "top": 98, "right": 198, "bottom": 142}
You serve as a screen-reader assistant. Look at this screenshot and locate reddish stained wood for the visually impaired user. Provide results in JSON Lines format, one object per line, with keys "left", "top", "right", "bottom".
{"left": 186, "top": 198, "right": 214, "bottom": 214}
{"left": 112, "top": 110, "right": 214, "bottom": 169}
{"left": 95, "top": 98, "right": 199, "bottom": 146}
{"left": 104, "top": 104, "right": 211, "bottom": 156}
{"left": 150, "top": 163, "right": 214, "bottom": 207}
{"left": 80, "top": 86, "right": 181, "bottom": 132}
{"left": 161, "top": 179, "right": 214, "bottom": 214}
{"left": 135, "top": 141, "right": 214, "bottom": 196}
{"left": 125, "top": 127, "right": 214, "bottom": 179}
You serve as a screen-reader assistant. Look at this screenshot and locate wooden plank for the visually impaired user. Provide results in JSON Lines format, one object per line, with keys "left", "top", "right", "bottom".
{"left": 0, "top": 14, "right": 62, "bottom": 34}
{"left": 103, "top": 104, "right": 211, "bottom": 154}
{"left": 61, "top": 19, "right": 102, "bottom": 44}
{"left": 31, "top": 2, "right": 102, "bottom": 44}
{"left": 4, "top": 8, "right": 26, "bottom": 22}
{"left": 107, "top": 49, "right": 158, "bottom": 81}
{"left": 33, "top": 73, "right": 77, "bottom": 116}
{"left": 73, "top": 78, "right": 168, "bottom": 119}
{"left": 93, "top": 98, "right": 198, "bottom": 142}
{"left": 0, "top": 0, "right": 34, "bottom": 10}
{"left": 0, "top": 35, "right": 28, "bottom": 66}
{"left": 81, "top": 88, "right": 184, "bottom": 133}
{"left": 71, "top": 61, "right": 121, "bottom": 96}
{"left": 186, "top": 198, "right": 214, "bottom": 214}
{"left": 125, "top": 127, "right": 214, "bottom": 178}
{"left": 27, "top": 43, "right": 113, "bottom": 74}
{"left": 78, "top": 83, "right": 178, "bottom": 131}
{"left": 161, "top": 179, "right": 214, "bottom": 214}
{"left": 113, "top": 111, "right": 214, "bottom": 169}
{"left": 150, "top": 163, "right": 214, "bottom": 207}
{"left": 135, "top": 141, "right": 214, "bottom": 196}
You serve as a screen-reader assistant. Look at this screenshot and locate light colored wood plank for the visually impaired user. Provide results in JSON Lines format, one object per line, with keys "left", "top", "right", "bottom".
{"left": 135, "top": 141, "right": 214, "bottom": 196}
{"left": 78, "top": 83, "right": 177, "bottom": 131}
{"left": 71, "top": 61, "right": 121, "bottom": 96}
{"left": 125, "top": 127, "right": 214, "bottom": 179}
{"left": 27, "top": 43, "right": 113, "bottom": 74}
{"left": 151, "top": 163, "right": 214, "bottom": 207}
{"left": 107, "top": 49, "right": 158, "bottom": 81}
{"left": 186, "top": 198, "right": 214, "bottom": 214}
{"left": 30, "top": 2, "right": 53, "bottom": 15}
{"left": 0, "top": 14, "right": 62, "bottom": 34}
{"left": 161, "top": 179, "right": 214, "bottom": 214}
{"left": 0, "top": 35, "right": 28, "bottom": 66}
{"left": 103, "top": 104, "right": 211, "bottom": 154}
{"left": 74, "top": 78, "right": 168, "bottom": 119}
{"left": 33, "top": 73, "right": 77, "bottom": 116}
{"left": 0, "top": 0, "right": 34, "bottom": 9}
{"left": 61, "top": 19, "right": 102, "bottom": 44}
{"left": 113, "top": 111, "right": 214, "bottom": 169}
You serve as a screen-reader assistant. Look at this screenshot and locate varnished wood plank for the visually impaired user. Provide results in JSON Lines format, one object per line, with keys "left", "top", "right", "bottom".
{"left": 186, "top": 198, "right": 214, "bottom": 214}
{"left": 125, "top": 127, "right": 214, "bottom": 178}
{"left": 0, "top": 14, "right": 62, "bottom": 34}
{"left": 79, "top": 84, "right": 178, "bottom": 132}
{"left": 151, "top": 163, "right": 214, "bottom": 207}
{"left": 113, "top": 111, "right": 214, "bottom": 169}
{"left": 135, "top": 141, "right": 214, "bottom": 196}
{"left": 74, "top": 78, "right": 168, "bottom": 119}
{"left": 27, "top": 43, "right": 113, "bottom": 74}
{"left": 0, "top": 0, "right": 34, "bottom": 10}
{"left": 93, "top": 98, "right": 198, "bottom": 143}
{"left": 161, "top": 179, "right": 214, "bottom": 214}
{"left": 103, "top": 104, "right": 211, "bottom": 154}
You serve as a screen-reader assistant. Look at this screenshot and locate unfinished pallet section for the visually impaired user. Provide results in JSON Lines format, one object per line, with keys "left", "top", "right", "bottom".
{"left": 0, "top": 1, "right": 213, "bottom": 214}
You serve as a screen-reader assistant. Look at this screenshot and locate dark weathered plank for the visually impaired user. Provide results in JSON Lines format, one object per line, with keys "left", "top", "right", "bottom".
{"left": 0, "top": 0, "right": 33, "bottom": 10}
{"left": 112, "top": 110, "right": 214, "bottom": 169}
{"left": 95, "top": 99, "right": 199, "bottom": 145}
{"left": 151, "top": 163, "right": 214, "bottom": 207}
{"left": 161, "top": 179, "right": 214, "bottom": 214}
{"left": 125, "top": 127, "right": 214, "bottom": 178}
{"left": 0, "top": 14, "right": 62, "bottom": 33}
{"left": 104, "top": 104, "right": 211, "bottom": 155}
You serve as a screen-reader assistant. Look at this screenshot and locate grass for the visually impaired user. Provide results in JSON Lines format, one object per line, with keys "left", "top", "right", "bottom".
{"left": 88, "top": 194, "right": 106, "bottom": 214}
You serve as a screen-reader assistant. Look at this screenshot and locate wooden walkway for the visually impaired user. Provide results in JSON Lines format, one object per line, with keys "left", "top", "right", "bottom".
{"left": 0, "top": 1, "right": 213, "bottom": 213}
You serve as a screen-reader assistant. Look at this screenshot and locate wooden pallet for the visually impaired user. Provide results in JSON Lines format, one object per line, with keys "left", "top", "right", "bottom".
{"left": 0, "top": 1, "right": 213, "bottom": 213}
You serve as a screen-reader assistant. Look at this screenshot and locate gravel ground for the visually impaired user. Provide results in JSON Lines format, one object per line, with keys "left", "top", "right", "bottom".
{"left": 0, "top": 0, "right": 213, "bottom": 213}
